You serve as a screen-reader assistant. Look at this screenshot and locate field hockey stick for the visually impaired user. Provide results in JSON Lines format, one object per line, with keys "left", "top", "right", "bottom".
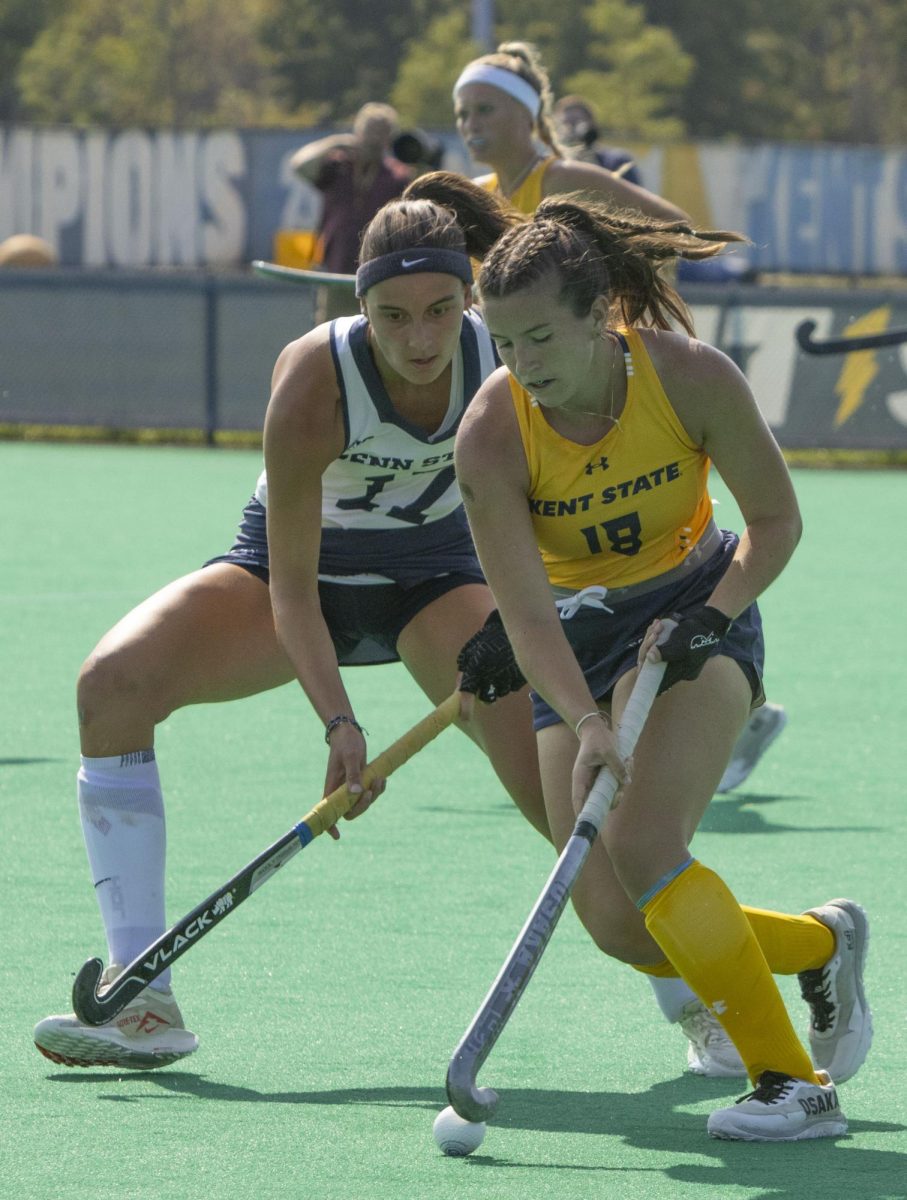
{"left": 72, "top": 692, "right": 461, "bottom": 1025}
{"left": 795, "top": 318, "right": 907, "bottom": 355}
{"left": 252, "top": 260, "right": 356, "bottom": 289}
{"left": 445, "top": 638, "right": 671, "bottom": 1123}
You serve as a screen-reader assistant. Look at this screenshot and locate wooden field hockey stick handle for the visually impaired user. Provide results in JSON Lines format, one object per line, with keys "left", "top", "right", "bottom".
{"left": 292, "top": 691, "right": 462, "bottom": 840}
{"left": 72, "top": 692, "right": 462, "bottom": 1024}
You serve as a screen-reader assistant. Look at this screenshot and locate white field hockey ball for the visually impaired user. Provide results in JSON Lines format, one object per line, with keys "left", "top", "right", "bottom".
{"left": 432, "top": 1106, "right": 486, "bottom": 1156}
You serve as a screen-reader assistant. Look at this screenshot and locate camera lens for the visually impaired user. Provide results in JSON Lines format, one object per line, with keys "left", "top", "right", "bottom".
{"left": 393, "top": 132, "right": 424, "bottom": 163}
{"left": 392, "top": 129, "right": 443, "bottom": 168}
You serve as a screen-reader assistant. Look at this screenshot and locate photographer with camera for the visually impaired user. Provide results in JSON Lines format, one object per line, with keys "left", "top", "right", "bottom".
{"left": 392, "top": 128, "right": 445, "bottom": 174}
{"left": 290, "top": 102, "right": 412, "bottom": 318}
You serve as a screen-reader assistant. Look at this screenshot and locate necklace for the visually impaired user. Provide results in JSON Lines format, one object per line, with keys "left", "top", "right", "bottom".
{"left": 565, "top": 333, "right": 624, "bottom": 426}
{"left": 499, "top": 151, "right": 542, "bottom": 198}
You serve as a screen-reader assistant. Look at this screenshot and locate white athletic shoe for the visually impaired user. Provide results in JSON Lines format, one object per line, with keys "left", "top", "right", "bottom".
{"left": 716, "top": 702, "right": 788, "bottom": 793}
{"left": 680, "top": 999, "right": 747, "bottom": 1078}
{"left": 707, "top": 1070, "right": 846, "bottom": 1141}
{"left": 34, "top": 966, "right": 198, "bottom": 1069}
{"left": 798, "top": 899, "right": 872, "bottom": 1083}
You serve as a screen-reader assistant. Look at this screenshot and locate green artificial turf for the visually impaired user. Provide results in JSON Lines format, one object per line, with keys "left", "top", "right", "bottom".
{"left": 2, "top": 442, "right": 905, "bottom": 1199}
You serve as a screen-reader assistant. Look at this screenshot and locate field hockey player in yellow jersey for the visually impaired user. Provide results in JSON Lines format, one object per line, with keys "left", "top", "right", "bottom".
{"left": 453, "top": 41, "right": 687, "bottom": 222}
{"left": 453, "top": 195, "right": 872, "bottom": 1141}
{"left": 454, "top": 37, "right": 791, "bottom": 1077}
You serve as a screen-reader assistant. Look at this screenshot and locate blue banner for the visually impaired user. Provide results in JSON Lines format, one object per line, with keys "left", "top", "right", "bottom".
{"left": 3, "top": 125, "right": 906, "bottom": 275}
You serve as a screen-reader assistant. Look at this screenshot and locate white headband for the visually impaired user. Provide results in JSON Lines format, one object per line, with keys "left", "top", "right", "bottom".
{"left": 453, "top": 64, "right": 542, "bottom": 120}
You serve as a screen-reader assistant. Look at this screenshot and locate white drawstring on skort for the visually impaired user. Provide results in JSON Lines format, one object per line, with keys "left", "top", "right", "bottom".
{"left": 554, "top": 585, "right": 614, "bottom": 621}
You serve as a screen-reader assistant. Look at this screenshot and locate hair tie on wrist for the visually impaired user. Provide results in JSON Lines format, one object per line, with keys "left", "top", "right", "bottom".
{"left": 574, "top": 710, "right": 606, "bottom": 737}
{"left": 324, "top": 715, "right": 368, "bottom": 744}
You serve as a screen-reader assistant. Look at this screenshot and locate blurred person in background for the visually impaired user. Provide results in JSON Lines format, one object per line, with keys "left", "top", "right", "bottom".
{"left": 553, "top": 94, "right": 643, "bottom": 185}
{"left": 291, "top": 102, "right": 412, "bottom": 319}
{"left": 452, "top": 41, "right": 685, "bottom": 221}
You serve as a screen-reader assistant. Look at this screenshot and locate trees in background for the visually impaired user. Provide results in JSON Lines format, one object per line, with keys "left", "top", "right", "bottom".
{"left": 390, "top": 9, "right": 482, "bottom": 128}
{"left": 642, "top": 0, "right": 907, "bottom": 144}
{"left": 558, "top": 0, "right": 692, "bottom": 140}
{"left": 14, "top": 0, "right": 279, "bottom": 127}
{"left": 258, "top": 0, "right": 441, "bottom": 122}
{"left": 390, "top": 0, "right": 691, "bottom": 140}
{"left": 3, "top": 0, "right": 905, "bottom": 144}
{"left": 0, "top": 0, "right": 64, "bottom": 121}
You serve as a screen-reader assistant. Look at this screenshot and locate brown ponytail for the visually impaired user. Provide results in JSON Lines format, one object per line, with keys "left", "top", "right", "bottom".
{"left": 358, "top": 171, "right": 523, "bottom": 265}
{"left": 478, "top": 194, "right": 748, "bottom": 335}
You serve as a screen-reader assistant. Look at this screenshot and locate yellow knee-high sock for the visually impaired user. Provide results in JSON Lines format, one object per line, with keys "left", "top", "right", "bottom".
{"left": 641, "top": 859, "right": 819, "bottom": 1084}
{"left": 632, "top": 906, "right": 834, "bottom": 978}
{"left": 742, "top": 907, "right": 833, "bottom": 973}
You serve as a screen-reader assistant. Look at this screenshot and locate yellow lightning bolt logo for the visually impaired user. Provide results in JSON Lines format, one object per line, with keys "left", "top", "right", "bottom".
{"left": 833, "top": 306, "right": 891, "bottom": 426}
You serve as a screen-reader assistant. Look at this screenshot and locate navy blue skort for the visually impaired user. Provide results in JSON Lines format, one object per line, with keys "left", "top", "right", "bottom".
{"left": 532, "top": 529, "right": 765, "bottom": 730}
{"left": 204, "top": 496, "right": 486, "bottom": 667}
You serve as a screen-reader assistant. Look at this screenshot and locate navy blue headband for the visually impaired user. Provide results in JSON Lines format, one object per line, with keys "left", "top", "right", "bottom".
{"left": 355, "top": 248, "right": 473, "bottom": 297}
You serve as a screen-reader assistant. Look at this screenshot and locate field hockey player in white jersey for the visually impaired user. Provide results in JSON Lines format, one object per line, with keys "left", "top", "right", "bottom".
{"left": 33, "top": 173, "right": 550, "bottom": 1071}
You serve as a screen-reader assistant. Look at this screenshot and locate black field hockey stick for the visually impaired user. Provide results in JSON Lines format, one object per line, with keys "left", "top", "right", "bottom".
{"left": 445, "top": 637, "right": 671, "bottom": 1123}
{"left": 252, "top": 260, "right": 356, "bottom": 289}
{"left": 72, "top": 693, "right": 461, "bottom": 1025}
{"left": 795, "top": 318, "right": 907, "bottom": 355}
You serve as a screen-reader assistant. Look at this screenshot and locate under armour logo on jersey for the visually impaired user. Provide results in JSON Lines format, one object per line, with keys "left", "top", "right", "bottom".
{"left": 401, "top": 257, "right": 428, "bottom": 268}
{"left": 584, "top": 456, "right": 610, "bottom": 474}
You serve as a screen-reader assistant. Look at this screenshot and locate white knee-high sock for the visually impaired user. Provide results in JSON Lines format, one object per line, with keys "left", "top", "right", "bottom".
{"left": 77, "top": 751, "right": 170, "bottom": 990}
{"left": 647, "top": 974, "right": 698, "bottom": 1023}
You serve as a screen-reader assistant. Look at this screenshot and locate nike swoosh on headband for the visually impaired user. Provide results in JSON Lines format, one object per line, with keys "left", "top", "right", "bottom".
{"left": 401, "top": 257, "right": 428, "bottom": 268}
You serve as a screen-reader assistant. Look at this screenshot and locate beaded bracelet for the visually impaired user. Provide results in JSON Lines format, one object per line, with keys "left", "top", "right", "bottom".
{"left": 574, "top": 710, "right": 607, "bottom": 737}
{"left": 324, "top": 715, "right": 368, "bottom": 744}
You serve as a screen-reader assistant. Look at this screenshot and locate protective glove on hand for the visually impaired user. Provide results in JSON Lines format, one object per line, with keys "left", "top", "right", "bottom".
{"left": 456, "top": 610, "right": 526, "bottom": 703}
{"left": 656, "top": 605, "right": 732, "bottom": 693}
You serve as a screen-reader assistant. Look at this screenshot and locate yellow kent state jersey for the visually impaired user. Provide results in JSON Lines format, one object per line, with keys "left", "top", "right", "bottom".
{"left": 510, "top": 328, "right": 713, "bottom": 590}
{"left": 477, "top": 156, "right": 556, "bottom": 215}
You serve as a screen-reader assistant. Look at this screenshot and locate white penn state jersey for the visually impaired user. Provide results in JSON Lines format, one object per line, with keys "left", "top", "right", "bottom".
{"left": 254, "top": 309, "right": 498, "bottom": 583}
